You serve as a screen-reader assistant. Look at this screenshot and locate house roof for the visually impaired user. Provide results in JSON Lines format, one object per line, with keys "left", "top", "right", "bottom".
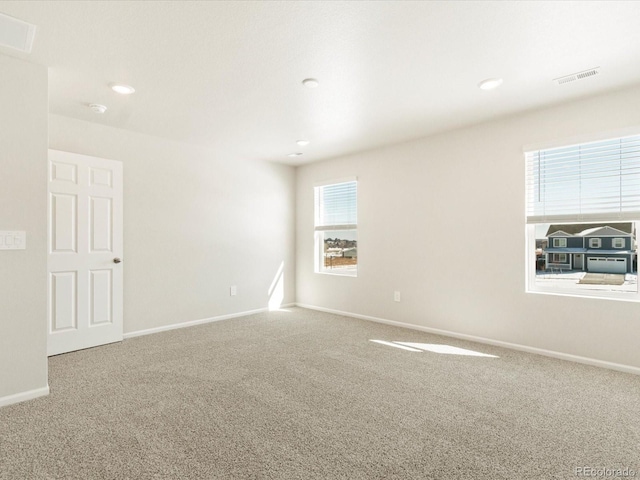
{"left": 548, "top": 230, "right": 572, "bottom": 237}
{"left": 546, "top": 223, "right": 633, "bottom": 236}
{"left": 577, "top": 226, "right": 631, "bottom": 237}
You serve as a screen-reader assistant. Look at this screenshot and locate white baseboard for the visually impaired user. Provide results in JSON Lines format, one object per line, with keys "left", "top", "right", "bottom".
{"left": 0, "top": 385, "right": 50, "bottom": 408}
{"left": 123, "top": 304, "right": 296, "bottom": 339}
{"left": 296, "top": 303, "right": 640, "bottom": 376}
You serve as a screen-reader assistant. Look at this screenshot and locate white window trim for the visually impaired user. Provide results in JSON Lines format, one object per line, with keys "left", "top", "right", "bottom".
{"left": 525, "top": 130, "right": 640, "bottom": 301}
{"left": 613, "top": 238, "right": 625, "bottom": 249}
{"left": 589, "top": 238, "right": 601, "bottom": 248}
{"left": 551, "top": 253, "right": 567, "bottom": 263}
{"left": 552, "top": 238, "right": 567, "bottom": 248}
{"left": 314, "top": 180, "right": 358, "bottom": 277}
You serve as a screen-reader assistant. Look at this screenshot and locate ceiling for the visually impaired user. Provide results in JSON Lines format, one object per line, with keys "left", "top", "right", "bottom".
{"left": 1, "top": 1, "right": 640, "bottom": 166}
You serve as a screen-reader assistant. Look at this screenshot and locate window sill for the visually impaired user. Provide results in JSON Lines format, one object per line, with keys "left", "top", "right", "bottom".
{"left": 315, "top": 270, "right": 358, "bottom": 278}
{"left": 527, "top": 287, "right": 640, "bottom": 303}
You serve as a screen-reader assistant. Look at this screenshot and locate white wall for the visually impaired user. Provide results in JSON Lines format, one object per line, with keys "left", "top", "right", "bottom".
{"left": 296, "top": 84, "right": 640, "bottom": 371}
{"left": 50, "top": 115, "right": 296, "bottom": 335}
{"left": 0, "top": 54, "right": 48, "bottom": 402}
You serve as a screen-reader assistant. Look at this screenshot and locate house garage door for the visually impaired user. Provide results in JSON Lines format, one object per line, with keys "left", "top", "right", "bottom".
{"left": 587, "top": 257, "right": 626, "bottom": 274}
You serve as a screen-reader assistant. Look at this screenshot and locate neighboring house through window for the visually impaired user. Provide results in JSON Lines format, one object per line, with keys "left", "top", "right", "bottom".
{"left": 526, "top": 134, "right": 639, "bottom": 299}
{"left": 314, "top": 179, "right": 357, "bottom": 276}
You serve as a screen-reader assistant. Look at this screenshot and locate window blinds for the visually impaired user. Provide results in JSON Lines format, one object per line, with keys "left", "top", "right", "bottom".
{"left": 315, "top": 181, "right": 357, "bottom": 230}
{"left": 525, "top": 134, "right": 640, "bottom": 223}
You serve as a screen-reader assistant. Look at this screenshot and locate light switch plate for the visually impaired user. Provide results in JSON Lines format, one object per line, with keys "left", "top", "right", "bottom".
{"left": 0, "top": 231, "right": 26, "bottom": 250}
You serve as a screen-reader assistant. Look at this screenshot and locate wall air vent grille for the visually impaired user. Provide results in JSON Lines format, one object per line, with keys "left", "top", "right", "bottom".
{"left": 0, "top": 13, "right": 36, "bottom": 53}
{"left": 554, "top": 67, "right": 600, "bottom": 85}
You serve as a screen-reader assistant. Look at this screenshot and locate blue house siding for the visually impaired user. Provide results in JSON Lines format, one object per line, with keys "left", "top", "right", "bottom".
{"left": 569, "top": 237, "right": 584, "bottom": 249}
{"left": 549, "top": 235, "right": 583, "bottom": 249}
{"left": 584, "top": 236, "right": 631, "bottom": 250}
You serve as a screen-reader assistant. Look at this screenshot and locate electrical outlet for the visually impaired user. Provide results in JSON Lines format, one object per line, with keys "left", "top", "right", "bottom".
{"left": 394, "top": 291, "right": 401, "bottom": 302}
{"left": 230, "top": 286, "right": 237, "bottom": 296}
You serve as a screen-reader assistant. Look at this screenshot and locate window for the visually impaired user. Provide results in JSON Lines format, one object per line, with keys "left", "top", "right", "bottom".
{"left": 552, "top": 238, "right": 567, "bottom": 248}
{"left": 551, "top": 253, "right": 567, "bottom": 264}
{"left": 526, "top": 134, "right": 639, "bottom": 300}
{"left": 314, "top": 179, "right": 357, "bottom": 276}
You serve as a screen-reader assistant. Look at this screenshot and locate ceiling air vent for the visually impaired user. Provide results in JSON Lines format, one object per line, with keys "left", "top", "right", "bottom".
{"left": 0, "top": 12, "right": 37, "bottom": 53}
{"left": 554, "top": 67, "right": 600, "bottom": 85}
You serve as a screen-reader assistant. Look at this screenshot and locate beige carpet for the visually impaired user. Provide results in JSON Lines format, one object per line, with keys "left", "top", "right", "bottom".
{"left": 1, "top": 307, "right": 639, "bottom": 479}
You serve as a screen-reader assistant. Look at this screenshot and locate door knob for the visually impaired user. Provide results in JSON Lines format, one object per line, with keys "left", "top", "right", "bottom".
{"left": 113, "top": 258, "right": 122, "bottom": 264}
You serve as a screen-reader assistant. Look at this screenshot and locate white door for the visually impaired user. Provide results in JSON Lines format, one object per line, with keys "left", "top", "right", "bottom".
{"left": 574, "top": 254, "right": 583, "bottom": 270}
{"left": 48, "top": 150, "right": 123, "bottom": 356}
{"left": 587, "top": 257, "right": 626, "bottom": 274}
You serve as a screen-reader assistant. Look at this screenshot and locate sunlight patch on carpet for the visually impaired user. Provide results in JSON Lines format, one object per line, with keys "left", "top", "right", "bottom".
{"left": 369, "top": 340, "right": 422, "bottom": 352}
{"left": 371, "top": 340, "right": 499, "bottom": 357}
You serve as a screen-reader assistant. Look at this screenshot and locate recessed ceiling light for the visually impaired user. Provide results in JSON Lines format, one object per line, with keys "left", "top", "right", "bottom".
{"left": 478, "top": 78, "right": 503, "bottom": 90}
{"left": 89, "top": 103, "right": 107, "bottom": 114}
{"left": 296, "top": 140, "right": 310, "bottom": 146}
{"left": 288, "top": 153, "right": 303, "bottom": 157}
{"left": 302, "top": 78, "right": 319, "bottom": 88}
{"left": 110, "top": 84, "right": 135, "bottom": 95}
